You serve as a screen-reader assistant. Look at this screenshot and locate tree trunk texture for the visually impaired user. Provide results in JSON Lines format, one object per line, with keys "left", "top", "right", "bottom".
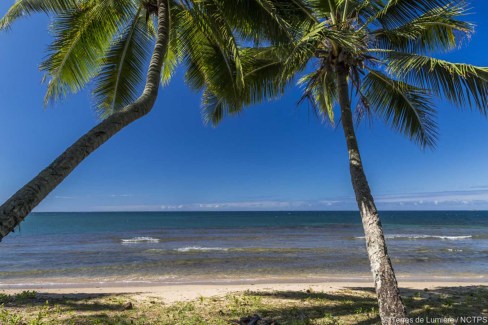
{"left": 0, "top": 0, "right": 170, "bottom": 241}
{"left": 336, "top": 63, "right": 406, "bottom": 324}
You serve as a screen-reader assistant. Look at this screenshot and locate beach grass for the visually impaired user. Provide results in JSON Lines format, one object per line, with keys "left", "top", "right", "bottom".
{"left": 0, "top": 286, "right": 487, "bottom": 324}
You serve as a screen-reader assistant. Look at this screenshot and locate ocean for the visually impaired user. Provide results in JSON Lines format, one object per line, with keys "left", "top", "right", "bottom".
{"left": 1, "top": 211, "right": 487, "bottom": 287}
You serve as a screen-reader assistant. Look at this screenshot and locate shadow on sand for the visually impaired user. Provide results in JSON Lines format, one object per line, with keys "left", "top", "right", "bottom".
{"left": 244, "top": 286, "right": 488, "bottom": 324}
{"left": 1, "top": 286, "right": 487, "bottom": 324}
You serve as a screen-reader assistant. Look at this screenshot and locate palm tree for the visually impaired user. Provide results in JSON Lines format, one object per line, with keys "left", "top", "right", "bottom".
{"left": 0, "top": 0, "right": 307, "bottom": 240}
{"left": 197, "top": 0, "right": 488, "bottom": 323}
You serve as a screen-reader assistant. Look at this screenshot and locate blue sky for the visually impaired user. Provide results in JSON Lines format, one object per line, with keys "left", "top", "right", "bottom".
{"left": 1, "top": 1, "right": 488, "bottom": 212}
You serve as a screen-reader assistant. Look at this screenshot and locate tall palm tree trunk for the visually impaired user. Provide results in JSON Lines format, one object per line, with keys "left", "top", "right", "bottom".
{"left": 336, "top": 63, "right": 406, "bottom": 324}
{"left": 0, "top": 0, "right": 170, "bottom": 242}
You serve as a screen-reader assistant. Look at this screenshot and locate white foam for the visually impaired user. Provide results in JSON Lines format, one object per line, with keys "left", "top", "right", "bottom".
{"left": 175, "top": 246, "right": 229, "bottom": 252}
{"left": 121, "top": 237, "right": 160, "bottom": 244}
{"left": 354, "top": 234, "right": 472, "bottom": 240}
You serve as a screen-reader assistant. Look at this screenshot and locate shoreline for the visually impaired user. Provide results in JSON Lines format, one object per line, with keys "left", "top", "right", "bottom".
{"left": 1, "top": 274, "right": 486, "bottom": 286}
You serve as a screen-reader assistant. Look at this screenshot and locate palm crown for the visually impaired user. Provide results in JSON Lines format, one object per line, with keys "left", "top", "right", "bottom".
{"left": 203, "top": 0, "right": 488, "bottom": 149}
{"left": 0, "top": 0, "right": 306, "bottom": 118}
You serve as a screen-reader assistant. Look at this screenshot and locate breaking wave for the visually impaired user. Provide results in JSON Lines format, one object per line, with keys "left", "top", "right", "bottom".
{"left": 175, "top": 246, "right": 229, "bottom": 252}
{"left": 121, "top": 237, "right": 160, "bottom": 244}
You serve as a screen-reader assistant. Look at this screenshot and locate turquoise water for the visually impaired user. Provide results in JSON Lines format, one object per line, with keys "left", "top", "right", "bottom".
{"left": 1, "top": 211, "right": 487, "bottom": 286}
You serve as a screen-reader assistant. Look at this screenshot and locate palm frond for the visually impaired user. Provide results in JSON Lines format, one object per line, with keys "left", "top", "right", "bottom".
{"left": 369, "top": 0, "right": 458, "bottom": 30}
{"left": 363, "top": 69, "right": 437, "bottom": 148}
{"left": 201, "top": 46, "right": 289, "bottom": 125}
{"left": 177, "top": 6, "right": 241, "bottom": 120}
{"left": 0, "top": 0, "right": 77, "bottom": 30}
{"left": 180, "top": 0, "right": 292, "bottom": 121}
{"left": 385, "top": 52, "right": 488, "bottom": 112}
{"left": 216, "top": 0, "right": 313, "bottom": 44}
{"left": 281, "top": 21, "right": 364, "bottom": 81}
{"left": 180, "top": 0, "right": 245, "bottom": 89}
{"left": 241, "top": 47, "right": 289, "bottom": 104}
{"left": 374, "top": 2, "right": 473, "bottom": 53}
{"left": 93, "top": 6, "right": 154, "bottom": 118}
{"left": 297, "top": 68, "right": 336, "bottom": 124}
{"left": 159, "top": 2, "right": 182, "bottom": 86}
{"left": 160, "top": 38, "right": 181, "bottom": 86}
{"left": 41, "top": 0, "right": 137, "bottom": 104}
{"left": 353, "top": 0, "right": 384, "bottom": 26}
{"left": 303, "top": 0, "right": 334, "bottom": 20}
{"left": 201, "top": 89, "right": 228, "bottom": 125}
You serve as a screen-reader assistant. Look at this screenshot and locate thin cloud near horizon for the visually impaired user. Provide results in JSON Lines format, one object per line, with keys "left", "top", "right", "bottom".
{"left": 40, "top": 189, "right": 488, "bottom": 212}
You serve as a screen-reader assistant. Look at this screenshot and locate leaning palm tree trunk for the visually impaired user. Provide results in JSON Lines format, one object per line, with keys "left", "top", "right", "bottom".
{"left": 336, "top": 63, "right": 406, "bottom": 323}
{"left": 0, "top": 0, "right": 170, "bottom": 242}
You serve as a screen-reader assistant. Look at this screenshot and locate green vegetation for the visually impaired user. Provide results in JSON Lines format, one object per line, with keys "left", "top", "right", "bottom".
{"left": 0, "top": 287, "right": 486, "bottom": 324}
{"left": 0, "top": 291, "right": 37, "bottom": 304}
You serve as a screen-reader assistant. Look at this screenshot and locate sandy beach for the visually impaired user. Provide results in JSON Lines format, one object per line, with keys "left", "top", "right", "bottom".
{"left": 2, "top": 280, "right": 487, "bottom": 303}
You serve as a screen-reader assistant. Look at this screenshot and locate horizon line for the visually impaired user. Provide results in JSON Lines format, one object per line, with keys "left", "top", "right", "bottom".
{"left": 31, "top": 209, "right": 488, "bottom": 213}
